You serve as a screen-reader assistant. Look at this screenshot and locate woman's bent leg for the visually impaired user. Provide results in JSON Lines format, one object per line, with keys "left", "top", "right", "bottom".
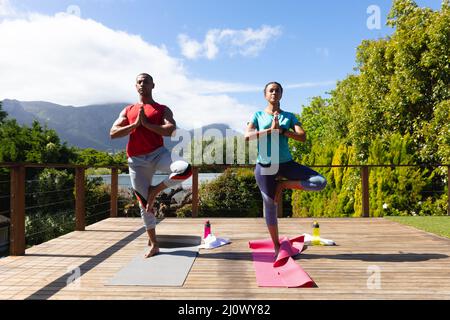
{"left": 279, "top": 161, "right": 327, "bottom": 191}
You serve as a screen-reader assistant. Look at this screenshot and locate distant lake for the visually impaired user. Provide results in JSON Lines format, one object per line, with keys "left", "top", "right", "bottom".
{"left": 89, "top": 173, "right": 222, "bottom": 190}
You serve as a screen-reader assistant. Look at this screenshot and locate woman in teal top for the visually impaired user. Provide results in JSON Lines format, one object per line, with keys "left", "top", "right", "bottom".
{"left": 245, "top": 82, "right": 327, "bottom": 258}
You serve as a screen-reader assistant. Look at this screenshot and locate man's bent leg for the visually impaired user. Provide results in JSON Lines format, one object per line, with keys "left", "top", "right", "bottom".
{"left": 147, "top": 149, "right": 192, "bottom": 211}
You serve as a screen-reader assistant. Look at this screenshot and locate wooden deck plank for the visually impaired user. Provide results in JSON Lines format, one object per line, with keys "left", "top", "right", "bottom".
{"left": 0, "top": 217, "right": 449, "bottom": 300}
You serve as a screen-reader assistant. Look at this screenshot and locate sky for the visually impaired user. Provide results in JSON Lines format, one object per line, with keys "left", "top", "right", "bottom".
{"left": 0, "top": 0, "right": 442, "bottom": 132}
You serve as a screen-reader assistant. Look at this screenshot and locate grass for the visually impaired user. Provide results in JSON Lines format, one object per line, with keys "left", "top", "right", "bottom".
{"left": 385, "top": 216, "right": 450, "bottom": 239}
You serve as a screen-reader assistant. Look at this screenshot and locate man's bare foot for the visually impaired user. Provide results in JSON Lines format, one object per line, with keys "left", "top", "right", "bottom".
{"left": 146, "top": 185, "right": 159, "bottom": 212}
{"left": 144, "top": 245, "right": 160, "bottom": 258}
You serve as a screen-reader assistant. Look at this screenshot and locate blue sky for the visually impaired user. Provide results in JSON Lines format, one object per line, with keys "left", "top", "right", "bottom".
{"left": 0, "top": 0, "right": 442, "bottom": 131}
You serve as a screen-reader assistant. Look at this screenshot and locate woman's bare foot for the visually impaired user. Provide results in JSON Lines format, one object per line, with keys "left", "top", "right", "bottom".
{"left": 273, "top": 246, "right": 280, "bottom": 260}
{"left": 144, "top": 245, "right": 160, "bottom": 258}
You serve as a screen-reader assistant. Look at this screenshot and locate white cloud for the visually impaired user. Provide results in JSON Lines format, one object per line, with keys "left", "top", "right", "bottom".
{"left": 178, "top": 25, "right": 282, "bottom": 60}
{"left": 177, "top": 34, "right": 203, "bottom": 59}
{"left": 0, "top": 0, "right": 15, "bottom": 17}
{"left": 0, "top": 9, "right": 259, "bottom": 132}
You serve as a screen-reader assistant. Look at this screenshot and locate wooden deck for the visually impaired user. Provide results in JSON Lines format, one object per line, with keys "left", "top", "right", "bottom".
{"left": 0, "top": 217, "right": 449, "bottom": 300}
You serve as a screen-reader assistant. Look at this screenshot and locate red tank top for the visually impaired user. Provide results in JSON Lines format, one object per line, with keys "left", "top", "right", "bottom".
{"left": 123, "top": 103, "right": 166, "bottom": 157}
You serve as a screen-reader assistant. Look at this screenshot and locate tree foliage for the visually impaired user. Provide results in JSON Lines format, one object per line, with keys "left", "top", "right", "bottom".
{"left": 0, "top": 103, "right": 129, "bottom": 249}
{"left": 290, "top": 0, "right": 449, "bottom": 217}
{"left": 74, "top": 148, "right": 126, "bottom": 167}
{"left": 0, "top": 102, "right": 7, "bottom": 123}
{"left": 196, "top": 168, "right": 262, "bottom": 218}
{"left": 0, "top": 119, "right": 76, "bottom": 164}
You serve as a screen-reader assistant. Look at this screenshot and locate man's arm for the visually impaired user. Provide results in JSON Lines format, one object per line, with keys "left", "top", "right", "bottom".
{"left": 110, "top": 108, "right": 138, "bottom": 139}
{"left": 141, "top": 107, "right": 176, "bottom": 137}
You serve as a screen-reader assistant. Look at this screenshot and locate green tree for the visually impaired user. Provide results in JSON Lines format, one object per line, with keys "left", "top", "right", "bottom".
{"left": 74, "top": 148, "right": 119, "bottom": 166}
{"left": 291, "top": 0, "right": 449, "bottom": 217}
{"left": 289, "top": 96, "right": 330, "bottom": 163}
{"left": 0, "top": 119, "right": 76, "bottom": 164}
{"left": 0, "top": 102, "right": 7, "bottom": 123}
{"left": 186, "top": 168, "right": 262, "bottom": 217}
{"left": 0, "top": 104, "right": 127, "bottom": 249}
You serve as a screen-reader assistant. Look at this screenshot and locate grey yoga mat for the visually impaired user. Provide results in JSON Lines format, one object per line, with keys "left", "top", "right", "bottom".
{"left": 107, "top": 235, "right": 201, "bottom": 287}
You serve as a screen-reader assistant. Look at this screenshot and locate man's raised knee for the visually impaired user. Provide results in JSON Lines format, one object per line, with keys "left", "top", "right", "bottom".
{"left": 170, "top": 161, "right": 192, "bottom": 180}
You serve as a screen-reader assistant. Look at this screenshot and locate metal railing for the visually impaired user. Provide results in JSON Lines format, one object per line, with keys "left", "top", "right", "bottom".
{"left": 1, "top": 162, "right": 449, "bottom": 256}
{"left": 189, "top": 163, "right": 450, "bottom": 219}
{"left": 0, "top": 163, "right": 128, "bottom": 256}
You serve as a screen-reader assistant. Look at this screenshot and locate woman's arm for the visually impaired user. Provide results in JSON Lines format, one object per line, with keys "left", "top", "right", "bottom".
{"left": 283, "top": 123, "right": 306, "bottom": 142}
{"left": 245, "top": 114, "right": 281, "bottom": 140}
{"left": 245, "top": 122, "right": 274, "bottom": 140}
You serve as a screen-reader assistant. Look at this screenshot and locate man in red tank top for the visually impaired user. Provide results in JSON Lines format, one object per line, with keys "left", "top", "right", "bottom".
{"left": 110, "top": 73, "right": 192, "bottom": 258}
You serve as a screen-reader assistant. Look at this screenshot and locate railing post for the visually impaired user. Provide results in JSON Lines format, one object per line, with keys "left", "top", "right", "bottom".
{"left": 75, "top": 167, "right": 85, "bottom": 231}
{"left": 10, "top": 165, "right": 25, "bottom": 256}
{"left": 192, "top": 167, "right": 199, "bottom": 218}
{"left": 277, "top": 196, "right": 283, "bottom": 218}
{"left": 361, "top": 165, "right": 370, "bottom": 217}
{"left": 110, "top": 168, "right": 118, "bottom": 218}
{"left": 447, "top": 166, "right": 450, "bottom": 216}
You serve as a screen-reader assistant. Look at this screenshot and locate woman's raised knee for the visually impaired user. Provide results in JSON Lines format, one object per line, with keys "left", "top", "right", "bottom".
{"left": 316, "top": 175, "right": 327, "bottom": 190}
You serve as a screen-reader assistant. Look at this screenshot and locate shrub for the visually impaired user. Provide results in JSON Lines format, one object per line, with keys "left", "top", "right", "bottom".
{"left": 198, "top": 168, "right": 262, "bottom": 217}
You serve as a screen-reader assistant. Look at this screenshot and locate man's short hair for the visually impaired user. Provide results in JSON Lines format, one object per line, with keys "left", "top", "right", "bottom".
{"left": 136, "top": 73, "right": 153, "bottom": 82}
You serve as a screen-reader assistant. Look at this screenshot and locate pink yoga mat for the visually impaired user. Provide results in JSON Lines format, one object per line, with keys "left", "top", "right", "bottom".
{"left": 249, "top": 235, "right": 315, "bottom": 288}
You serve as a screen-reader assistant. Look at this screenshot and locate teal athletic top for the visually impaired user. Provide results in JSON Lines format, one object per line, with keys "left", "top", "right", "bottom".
{"left": 250, "top": 110, "right": 301, "bottom": 165}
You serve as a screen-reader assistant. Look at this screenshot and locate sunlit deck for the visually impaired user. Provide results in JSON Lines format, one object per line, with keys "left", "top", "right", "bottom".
{"left": 0, "top": 217, "right": 449, "bottom": 300}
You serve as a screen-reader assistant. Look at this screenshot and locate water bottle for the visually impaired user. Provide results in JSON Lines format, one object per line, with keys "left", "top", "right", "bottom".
{"left": 203, "top": 220, "right": 211, "bottom": 239}
{"left": 312, "top": 221, "right": 320, "bottom": 245}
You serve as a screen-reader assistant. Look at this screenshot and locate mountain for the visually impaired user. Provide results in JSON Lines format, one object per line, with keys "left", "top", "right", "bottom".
{"left": 1, "top": 99, "right": 243, "bottom": 152}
